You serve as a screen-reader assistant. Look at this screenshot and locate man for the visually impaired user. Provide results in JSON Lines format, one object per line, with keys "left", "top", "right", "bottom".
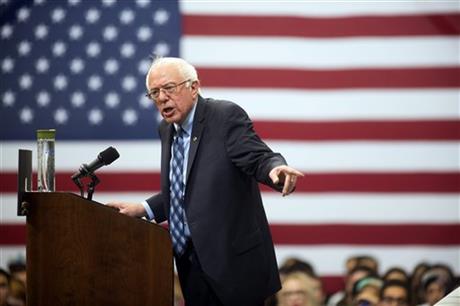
{"left": 108, "top": 57, "right": 303, "bottom": 306}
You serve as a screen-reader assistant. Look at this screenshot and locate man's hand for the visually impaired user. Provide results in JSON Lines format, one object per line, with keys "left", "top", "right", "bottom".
{"left": 269, "top": 165, "right": 304, "bottom": 196}
{"left": 106, "top": 202, "right": 147, "bottom": 218}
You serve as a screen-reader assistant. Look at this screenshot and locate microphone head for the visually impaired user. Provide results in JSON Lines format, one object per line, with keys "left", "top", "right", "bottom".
{"left": 98, "top": 146, "right": 120, "bottom": 165}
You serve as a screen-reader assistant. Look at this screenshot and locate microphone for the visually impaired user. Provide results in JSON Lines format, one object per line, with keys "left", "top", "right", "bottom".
{"left": 71, "top": 146, "right": 120, "bottom": 180}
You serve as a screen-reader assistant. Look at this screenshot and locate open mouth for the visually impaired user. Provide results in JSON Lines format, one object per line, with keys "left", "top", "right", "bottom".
{"left": 163, "top": 107, "right": 174, "bottom": 116}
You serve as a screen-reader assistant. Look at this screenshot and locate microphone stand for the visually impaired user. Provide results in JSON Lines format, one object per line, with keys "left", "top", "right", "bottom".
{"left": 86, "top": 172, "right": 100, "bottom": 201}
{"left": 71, "top": 164, "right": 100, "bottom": 200}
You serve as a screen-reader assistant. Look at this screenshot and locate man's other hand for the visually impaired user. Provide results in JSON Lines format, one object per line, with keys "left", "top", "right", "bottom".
{"left": 106, "top": 202, "right": 147, "bottom": 218}
{"left": 269, "top": 165, "right": 304, "bottom": 196}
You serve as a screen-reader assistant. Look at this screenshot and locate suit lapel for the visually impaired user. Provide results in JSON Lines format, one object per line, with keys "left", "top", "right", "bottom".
{"left": 161, "top": 123, "right": 174, "bottom": 207}
{"left": 186, "top": 97, "right": 205, "bottom": 186}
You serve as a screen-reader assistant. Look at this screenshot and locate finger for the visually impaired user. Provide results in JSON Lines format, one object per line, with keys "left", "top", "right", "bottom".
{"left": 287, "top": 175, "right": 297, "bottom": 194}
{"left": 282, "top": 174, "right": 292, "bottom": 196}
{"left": 285, "top": 168, "right": 304, "bottom": 177}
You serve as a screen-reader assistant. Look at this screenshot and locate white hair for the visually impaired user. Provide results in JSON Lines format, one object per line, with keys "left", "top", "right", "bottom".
{"left": 145, "top": 57, "right": 198, "bottom": 89}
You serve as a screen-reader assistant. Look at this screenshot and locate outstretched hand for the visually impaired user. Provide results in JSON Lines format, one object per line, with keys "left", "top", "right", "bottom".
{"left": 269, "top": 165, "right": 304, "bottom": 196}
{"left": 106, "top": 202, "right": 147, "bottom": 218}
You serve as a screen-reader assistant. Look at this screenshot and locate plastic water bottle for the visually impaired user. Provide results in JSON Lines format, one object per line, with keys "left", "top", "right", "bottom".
{"left": 37, "top": 129, "right": 56, "bottom": 192}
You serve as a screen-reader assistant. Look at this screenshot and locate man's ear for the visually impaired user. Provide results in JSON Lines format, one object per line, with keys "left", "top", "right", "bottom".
{"left": 191, "top": 79, "right": 200, "bottom": 98}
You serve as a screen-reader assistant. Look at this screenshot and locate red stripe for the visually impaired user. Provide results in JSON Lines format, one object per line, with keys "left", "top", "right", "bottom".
{"left": 1, "top": 172, "right": 459, "bottom": 193}
{"left": 183, "top": 14, "right": 460, "bottom": 37}
{"left": 198, "top": 67, "right": 460, "bottom": 89}
{"left": 270, "top": 224, "right": 460, "bottom": 245}
{"left": 2, "top": 224, "right": 458, "bottom": 246}
{"left": 253, "top": 120, "right": 460, "bottom": 141}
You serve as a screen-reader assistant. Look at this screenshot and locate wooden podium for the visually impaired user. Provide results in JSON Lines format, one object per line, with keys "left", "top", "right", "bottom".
{"left": 22, "top": 192, "right": 173, "bottom": 306}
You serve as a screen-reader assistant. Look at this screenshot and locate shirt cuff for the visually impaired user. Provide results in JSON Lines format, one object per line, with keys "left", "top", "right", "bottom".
{"left": 141, "top": 200, "right": 155, "bottom": 221}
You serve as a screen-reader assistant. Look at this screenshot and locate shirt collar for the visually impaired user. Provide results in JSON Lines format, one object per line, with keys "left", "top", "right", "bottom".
{"left": 173, "top": 100, "right": 197, "bottom": 136}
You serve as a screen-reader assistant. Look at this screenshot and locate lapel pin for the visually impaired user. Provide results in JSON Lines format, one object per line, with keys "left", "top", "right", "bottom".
{"left": 192, "top": 136, "right": 198, "bottom": 142}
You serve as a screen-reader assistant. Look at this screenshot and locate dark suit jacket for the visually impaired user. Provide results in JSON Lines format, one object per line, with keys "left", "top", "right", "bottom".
{"left": 146, "top": 96, "right": 285, "bottom": 305}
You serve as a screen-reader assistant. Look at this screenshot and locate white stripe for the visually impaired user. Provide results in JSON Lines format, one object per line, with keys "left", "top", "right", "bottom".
{"left": 2, "top": 245, "right": 457, "bottom": 275}
{"left": 2, "top": 141, "right": 458, "bottom": 172}
{"left": 202, "top": 89, "right": 460, "bottom": 120}
{"left": 183, "top": 36, "right": 460, "bottom": 69}
{"left": 275, "top": 245, "right": 460, "bottom": 275}
{"left": 2, "top": 193, "right": 459, "bottom": 224}
{"left": 263, "top": 193, "right": 460, "bottom": 224}
{"left": 180, "top": 1, "right": 460, "bottom": 17}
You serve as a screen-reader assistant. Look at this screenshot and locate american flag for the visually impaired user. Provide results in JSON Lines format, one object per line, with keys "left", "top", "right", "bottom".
{"left": 1, "top": 0, "right": 459, "bottom": 294}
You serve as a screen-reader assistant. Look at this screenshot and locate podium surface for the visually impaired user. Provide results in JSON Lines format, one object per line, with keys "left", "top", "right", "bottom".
{"left": 24, "top": 192, "right": 173, "bottom": 306}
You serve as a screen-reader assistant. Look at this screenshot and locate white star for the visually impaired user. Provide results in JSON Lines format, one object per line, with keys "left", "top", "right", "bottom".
{"left": 122, "top": 109, "right": 138, "bottom": 125}
{"left": 35, "top": 24, "right": 48, "bottom": 39}
{"left": 68, "top": 0, "right": 80, "bottom": 5}
{"left": 122, "top": 75, "right": 137, "bottom": 92}
{"left": 54, "top": 108, "right": 69, "bottom": 124}
{"left": 104, "top": 58, "right": 119, "bottom": 74}
{"left": 120, "top": 42, "right": 135, "bottom": 58}
{"left": 105, "top": 92, "right": 120, "bottom": 108}
{"left": 139, "top": 94, "right": 152, "bottom": 109}
{"left": 86, "top": 42, "right": 101, "bottom": 58}
{"left": 70, "top": 58, "right": 85, "bottom": 74}
{"left": 69, "top": 24, "right": 83, "bottom": 40}
{"left": 137, "top": 26, "right": 152, "bottom": 42}
{"left": 36, "top": 57, "right": 49, "bottom": 73}
{"left": 1, "top": 57, "right": 14, "bottom": 73}
{"left": 153, "top": 9, "right": 169, "bottom": 25}
{"left": 2, "top": 90, "right": 15, "bottom": 107}
{"left": 86, "top": 8, "right": 100, "bottom": 24}
{"left": 17, "top": 7, "right": 31, "bottom": 22}
{"left": 52, "top": 41, "right": 66, "bottom": 57}
{"left": 103, "top": 25, "right": 118, "bottom": 41}
{"left": 138, "top": 59, "right": 150, "bottom": 75}
{"left": 119, "top": 9, "right": 134, "bottom": 24}
{"left": 1, "top": 24, "right": 13, "bottom": 39}
{"left": 102, "top": 0, "right": 116, "bottom": 6}
{"left": 88, "top": 75, "right": 103, "bottom": 91}
{"left": 51, "top": 7, "right": 66, "bottom": 23}
{"left": 136, "top": 0, "right": 150, "bottom": 7}
{"left": 54, "top": 74, "right": 68, "bottom": 91}
{"left": 19, "top": 107, "right": 34, "bottom": 123}
{"left": 19, "top": 74, "right": 33, "bottom": 89}
{"left": 71, "top": 91, "right": 85, "bottom": 107}
{"left": 88, "top": 108, "right": 103, "bottom": 125}
{"left": 37, "top": 91, "right": 51, "bottom": 107}
{"left": 153, "top": 42, "right": 169, "bottom": 57}
{"left": 18, "top": 41, "right": 31, "bottom": 56}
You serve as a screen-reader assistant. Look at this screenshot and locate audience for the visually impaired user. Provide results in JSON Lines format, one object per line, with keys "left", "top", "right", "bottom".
{"left": 1, "top": 256, "right": 458, "bottom": 306}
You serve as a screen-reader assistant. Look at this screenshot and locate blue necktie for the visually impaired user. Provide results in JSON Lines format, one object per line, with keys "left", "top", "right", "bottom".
{"left": 169, "top": 127, "right": 187, "bottom": 255}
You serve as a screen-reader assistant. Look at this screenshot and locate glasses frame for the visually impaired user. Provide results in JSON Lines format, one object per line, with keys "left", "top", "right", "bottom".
{"left": 145, "top": 79, "right": 191, "bottom": 101}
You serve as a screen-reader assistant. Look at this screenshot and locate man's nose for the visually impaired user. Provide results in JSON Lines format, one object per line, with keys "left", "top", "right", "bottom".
{"left": 156, "top": 89, "right": 169, "bottom": 103}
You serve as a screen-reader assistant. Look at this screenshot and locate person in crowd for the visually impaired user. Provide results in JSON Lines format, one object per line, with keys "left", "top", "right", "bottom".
{"left": 6, "top": 261, "right": 25, "bottom": 289}
{"left": 107, "top": 57, "right": 303, "bottom": 306}
{"left": 352, "top": 276, "right": 384, "bottom": 306}
{"left": 418, "top": 265, "right": 455, "bottom": 306}
{"left": 328, "top": 266, "right": 377, "bottom": 306}
{"left": 379, "top": 280, "right": 410, "bottom": 306}
{"left": 0, "top": 269, "right": 10, "bottom": 306}
{"left": 409, "top": 263, "right": 430, "bottom": 306}
{"left": 383, "top": 268, "right": 409, "bottom": 284}
{"left": 279, "top": 258, "right": 316, "bottom": 281}
{"left": 5, "top": 278, "right": 26, "bottom": 306}
{"left": 346, "top": 256, "right": 379, "bottom": 275}
{"left": 277, "top": 272, "right": 318, "bottom": 306}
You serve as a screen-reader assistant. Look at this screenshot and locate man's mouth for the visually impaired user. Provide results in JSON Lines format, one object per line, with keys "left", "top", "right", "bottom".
{"left": 162, "top": 107, "right": 174, "bottom": 116}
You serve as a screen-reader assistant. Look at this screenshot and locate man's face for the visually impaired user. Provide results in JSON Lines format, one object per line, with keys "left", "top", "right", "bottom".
{"left": 146, "top": 63, "right": 199, "bottom": 124}
{"left": 380, "top": 286, "right": 408, "bottom": 306}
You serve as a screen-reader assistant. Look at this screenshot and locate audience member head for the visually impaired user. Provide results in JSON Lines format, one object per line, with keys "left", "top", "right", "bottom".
{"left": 383, "top": 267, "right": 409, "bottom": 284}
{"left": 420, "top": 265, "right": 455, "bottom": 306}
{"left": 279, "top": 258, "right": 316, "bottom": 280}
{"left": 352, "top": 276, "right": 383, "bottom": 306}
{"left": 0, "top": 269, "right": 10, "bottom": 306}
{"left": 278, "top": 272, "right": 317, "bottom": 306}
{"left": 6, "top": 278, "right": 26, "bottom": 306}
{"left": 304, "top": 273, "right": 326, "bottom": 306}
{"left": 346, "top": 256, "right": 379, "bottom": 275}
{"left": 410, "top": 262, "right": 430, "bottom": 306}
{"left": 379, "top": 280, "right": 410, "bottom": 306}
{"left": 7, "top": 260, "right": 26, "bottom": 287}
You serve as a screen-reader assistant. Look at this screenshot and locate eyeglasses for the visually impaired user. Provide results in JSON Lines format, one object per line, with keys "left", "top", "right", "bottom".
{"left": 381, "top": 297, "right": 408, "bottom": 306}
{"left": 145, "top": 79, "right": 191, "bottom": 101}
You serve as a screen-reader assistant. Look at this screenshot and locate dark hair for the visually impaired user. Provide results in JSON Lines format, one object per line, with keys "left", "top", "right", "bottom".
{"left": 383, "top": 267, "right": 409, "bottom": 283}
{"left": 380, "top": 280, "right": 410, "bottom": 301}
{"left": 0, "top": 268, "right": 11, "bottom": 282}
{"left": 279, "top": 258, "right": 316, "bottom": 277}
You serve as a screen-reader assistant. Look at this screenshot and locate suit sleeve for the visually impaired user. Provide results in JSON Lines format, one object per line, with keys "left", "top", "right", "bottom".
{"left": 145, "top": 193, "right": 167, "bottom": 223}
{"left": 224, "top": 103, "right": 286, "bottom": 192}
